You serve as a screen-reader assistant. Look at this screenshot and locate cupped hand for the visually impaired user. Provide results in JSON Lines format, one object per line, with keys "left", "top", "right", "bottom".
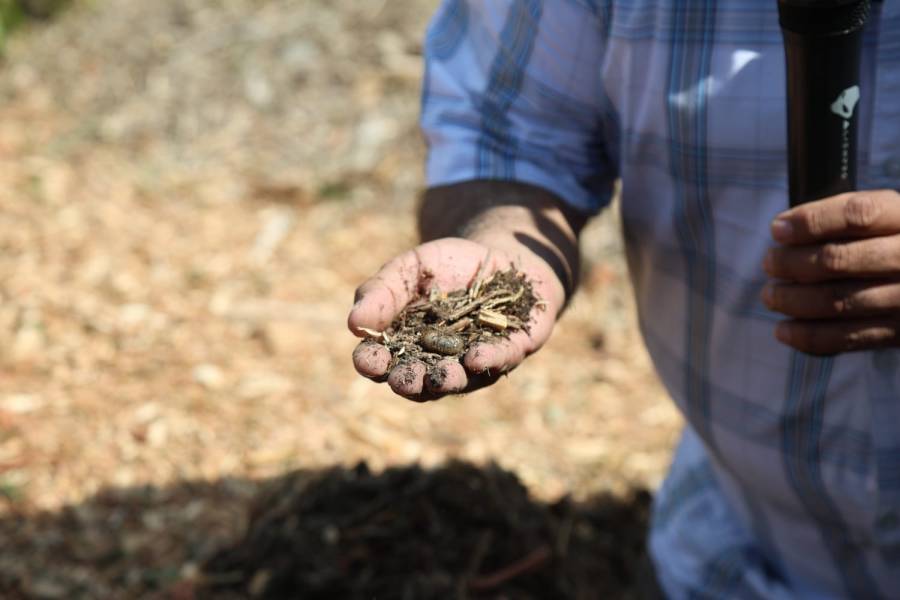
{"left": 348, "top": 237, "right": 565, "bottom": 401}
{"left": 762, "top": 190, "right": 900, "bottom": 355}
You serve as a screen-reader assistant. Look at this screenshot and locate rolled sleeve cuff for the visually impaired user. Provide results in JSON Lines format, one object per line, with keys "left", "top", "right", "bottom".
{"left": 425, "top": 138, "right": 614, "bottom": 215}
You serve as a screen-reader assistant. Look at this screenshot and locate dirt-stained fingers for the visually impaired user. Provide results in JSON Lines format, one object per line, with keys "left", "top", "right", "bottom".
{"left": 348, "top": 251, "right": 424, "bottom": 336}
{"left": 424, "top": 359, "right": 468, "bottom": 394}
{"left": 385, "top": 359, "right": 469, "bottom": 402}
{"left": 387, "top": 361, "right": 428, "bottom": 398}
{"left": 463, "top": 330, "right": 532, "bottom": 375}
{"left": 352, "top": 341, "right": 392, "bottom": 380}
{"left": 461, "top": 308, "right": 554, "bottom": 375}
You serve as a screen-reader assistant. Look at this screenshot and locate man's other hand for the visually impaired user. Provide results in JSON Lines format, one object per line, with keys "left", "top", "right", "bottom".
{"left": 763, "top": 190, "right": 900, "bottom": 355}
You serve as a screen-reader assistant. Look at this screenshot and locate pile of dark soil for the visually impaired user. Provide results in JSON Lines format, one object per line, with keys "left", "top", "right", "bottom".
{"left": 201, "top": 461, "right": 652, "bottom": 599}
{"left": 366, "top": 268, "right": 539, "bottom": 371}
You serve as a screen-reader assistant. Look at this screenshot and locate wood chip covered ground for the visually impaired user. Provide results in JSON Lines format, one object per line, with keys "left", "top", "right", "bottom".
{"left": 0, "top": 1, "right": 681, "bottom": 598}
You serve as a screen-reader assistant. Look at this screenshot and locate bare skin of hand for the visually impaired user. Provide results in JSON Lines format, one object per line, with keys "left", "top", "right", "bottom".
{"left": 349, "top": 237, "right": 564, "bottom": 400}
{"left": 762, "top": 189, "right": 900, "bottom": 355}
{"left": 348, "top": 181, "right": 586, "bottom": 401}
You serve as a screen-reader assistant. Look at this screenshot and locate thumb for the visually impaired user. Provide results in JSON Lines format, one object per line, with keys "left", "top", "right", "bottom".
{"left": 348, "top": 249, "right": 424, "bottom": 335}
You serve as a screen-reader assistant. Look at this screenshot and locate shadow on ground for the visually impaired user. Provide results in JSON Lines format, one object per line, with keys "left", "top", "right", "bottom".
{"left": 0, "top": 461, "right": 653, "bottom": 599}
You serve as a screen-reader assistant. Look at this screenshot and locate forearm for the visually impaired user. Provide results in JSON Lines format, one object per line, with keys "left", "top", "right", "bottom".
{"left": 418, "top": 180, "right": 588, "bottom": 302}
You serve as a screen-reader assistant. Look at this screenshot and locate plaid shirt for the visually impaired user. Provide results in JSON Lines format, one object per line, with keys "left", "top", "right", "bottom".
{"left": 420, "top": 1, "right": 900, "bottom": 598}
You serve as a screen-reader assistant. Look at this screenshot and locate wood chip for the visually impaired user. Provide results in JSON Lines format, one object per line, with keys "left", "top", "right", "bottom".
{"left": 477, "top": 309, "right": 508, "bottom": 331}
{"left": 446, "top": 317, "right": 472, "bottom": 333}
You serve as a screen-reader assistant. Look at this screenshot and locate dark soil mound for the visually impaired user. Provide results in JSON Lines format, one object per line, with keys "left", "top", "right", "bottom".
{"left": 201, "top": 461, "right": 652, "bottom": 599}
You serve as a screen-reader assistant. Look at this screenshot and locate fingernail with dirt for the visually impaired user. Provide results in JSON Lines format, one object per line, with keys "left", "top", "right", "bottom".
{"left": 388, "top": 361, "right": 426, "bottom": 396}
{"left": 352, "top": 342, "right": 391, "bottom": 377}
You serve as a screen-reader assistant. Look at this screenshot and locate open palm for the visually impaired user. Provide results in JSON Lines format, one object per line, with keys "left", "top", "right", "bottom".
{"left": 348, "top": 237, "right": 565, "bottom": 401}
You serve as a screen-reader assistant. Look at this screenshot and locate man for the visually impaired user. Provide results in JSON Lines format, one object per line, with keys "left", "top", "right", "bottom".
{"left": 348, "top": 1, "right": 900, "bottom": 597}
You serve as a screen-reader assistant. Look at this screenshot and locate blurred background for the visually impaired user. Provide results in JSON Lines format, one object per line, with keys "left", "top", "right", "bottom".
{"left": 0, "top": 0, "right": 681, "bottom": 597}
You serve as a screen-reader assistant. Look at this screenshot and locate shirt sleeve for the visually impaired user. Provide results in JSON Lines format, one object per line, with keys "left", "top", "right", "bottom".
{"left": 420, "top": 0, "right": 617, "bottom": 214}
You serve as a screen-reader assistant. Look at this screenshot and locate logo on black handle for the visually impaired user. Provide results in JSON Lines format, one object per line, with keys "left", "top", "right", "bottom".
{"left": 831, "top": 85, "right": 860, "bottom": 180}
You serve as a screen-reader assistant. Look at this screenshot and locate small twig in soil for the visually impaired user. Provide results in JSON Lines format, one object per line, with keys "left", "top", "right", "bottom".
{"left": 444, "top": 289, "right": 503, "bottom": 323}
{"left": 456, "top": 530, "right": 494, "bottom": 600}
{"left": 468, "top": 253, "right": 493, "bottom": 300}
{"left": 483, "top": 286, "right": 524, "bottom": 310}
{"left": 446, "top": 317, "right": 472, "bottom": 333}
{"left": 467, "top": 544, "right": 553, "bottom": 591}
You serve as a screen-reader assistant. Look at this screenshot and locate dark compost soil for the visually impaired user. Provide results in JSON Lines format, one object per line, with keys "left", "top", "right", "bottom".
{"left": 201, "top": 461, "right": 652, "bottom": 600}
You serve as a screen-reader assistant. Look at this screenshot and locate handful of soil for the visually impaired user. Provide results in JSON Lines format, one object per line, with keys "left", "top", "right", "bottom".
{"left": 362, "top": 267, "right": 540, "bottom": 371}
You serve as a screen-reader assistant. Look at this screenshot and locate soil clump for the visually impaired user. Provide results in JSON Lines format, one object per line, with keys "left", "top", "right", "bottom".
{"left": 367, "top": 267, "right": 539, "bottom": 372}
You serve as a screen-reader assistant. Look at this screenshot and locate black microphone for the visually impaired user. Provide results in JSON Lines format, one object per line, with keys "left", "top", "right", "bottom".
{"left": 778, "top": 0, "right": 872, "bottom": 206}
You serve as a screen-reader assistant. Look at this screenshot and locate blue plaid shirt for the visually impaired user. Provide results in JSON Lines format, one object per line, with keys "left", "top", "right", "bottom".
{"left": 421, "top": 1, "right": 900, "bottom": 598}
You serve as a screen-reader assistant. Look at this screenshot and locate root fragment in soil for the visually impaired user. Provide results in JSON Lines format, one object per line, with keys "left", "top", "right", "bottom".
{"left": 365, "top": 267, "right": 539, "bottom": 373}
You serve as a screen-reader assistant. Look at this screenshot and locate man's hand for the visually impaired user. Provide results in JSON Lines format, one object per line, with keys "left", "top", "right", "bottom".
{"left": 762, "top": 190, "right": 900, "bottom": 355}
{"left": 348, "top": 181, "right": 586, "bottom": 402}
{"left": 348, "top": 237, "right": 564, "bottom": 401}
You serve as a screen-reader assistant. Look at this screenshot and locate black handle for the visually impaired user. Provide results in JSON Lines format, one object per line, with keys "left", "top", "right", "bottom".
{"left": 778, "top": 0, "right": 870, "bottom": 206}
